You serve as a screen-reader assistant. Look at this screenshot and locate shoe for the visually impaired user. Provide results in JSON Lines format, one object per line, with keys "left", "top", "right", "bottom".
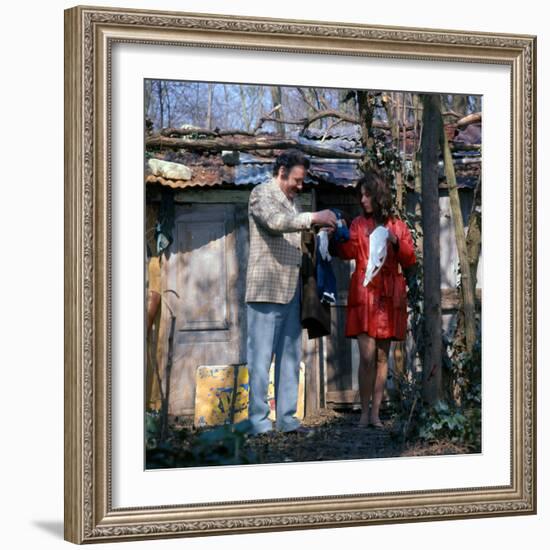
{"left": 246, "top": 429, "right": 274, "bottom": 439}
{"left": 283, "top": 425, "right": 313, "bottom": 435}
{"left": 368, "top": 421, "right": 385, "bottom": 430}
{"left": 357, "top": 415, "right": 370, "bottom": 427}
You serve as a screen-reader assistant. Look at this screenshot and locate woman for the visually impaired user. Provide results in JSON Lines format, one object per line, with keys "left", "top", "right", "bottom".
{"left": 336, "top": 171, "right": 416, "bottom": 428}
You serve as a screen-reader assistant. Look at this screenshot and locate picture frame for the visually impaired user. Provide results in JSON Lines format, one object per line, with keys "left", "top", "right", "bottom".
{"left": 64, "top": 4, "right": 536, "bottom": 544}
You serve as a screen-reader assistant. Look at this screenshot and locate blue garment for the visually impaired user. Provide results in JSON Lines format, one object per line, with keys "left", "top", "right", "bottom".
{"left": 316, "top": 234, "right": 337, "bottom": 305}
{"left": 246, "top": 279, "right": 302, "bottom": 434}
{"left": 330, "top": 208, "right": 350, "bottom": 243}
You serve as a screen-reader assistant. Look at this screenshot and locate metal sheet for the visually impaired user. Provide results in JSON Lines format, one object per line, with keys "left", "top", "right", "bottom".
{"left": 194, "top": 363, "right": 305, "bottom": 427}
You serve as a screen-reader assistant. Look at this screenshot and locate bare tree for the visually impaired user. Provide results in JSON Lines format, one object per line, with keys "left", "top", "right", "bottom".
{"left": 270, "top": 86, "right": 285, "bottom": 136}
{"left": 157, "top": 80, "right": 164, "bottom": 130}
{"left": 206, "top": 84, "right": 214, "bottom": 130}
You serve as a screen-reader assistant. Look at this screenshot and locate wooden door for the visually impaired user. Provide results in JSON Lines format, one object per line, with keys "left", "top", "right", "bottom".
{"left": 160, "top": 203, "right": 247, "bottom": 416}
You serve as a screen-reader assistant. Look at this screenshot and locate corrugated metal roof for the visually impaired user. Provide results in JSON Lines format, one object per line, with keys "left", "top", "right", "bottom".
{"left": 145, "top": 174, "right": 219, "bottom": 189}
{"left": 308, "top": 160, "right": 361, "bottom": 187}
{"left": 146, "top": 154, "right": 364, "bottom": 189}
{"left": 234, "top": 163, "right": 272, "bottom": 186}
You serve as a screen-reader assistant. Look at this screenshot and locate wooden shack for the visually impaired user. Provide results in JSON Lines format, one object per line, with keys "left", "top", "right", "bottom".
{"left": 145, "top": 122, "right": 482, "bottom": 419}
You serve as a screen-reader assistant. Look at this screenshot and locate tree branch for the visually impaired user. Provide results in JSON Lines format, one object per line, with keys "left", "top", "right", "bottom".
{"left": 146, "top": 134, "right": 362, "bottom": 159}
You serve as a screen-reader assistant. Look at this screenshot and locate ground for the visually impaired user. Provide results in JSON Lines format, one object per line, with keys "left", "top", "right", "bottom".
{"left": 242, "top": 409, "right": 469, "bottom": 464}
{"left": 146, "top": 408, "right": 473, "bottom": 469}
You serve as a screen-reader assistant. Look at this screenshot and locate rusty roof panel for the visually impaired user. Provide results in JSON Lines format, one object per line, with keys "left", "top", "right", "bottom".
{"left": 146, "top": 158, "right": 236, "bottom": 188}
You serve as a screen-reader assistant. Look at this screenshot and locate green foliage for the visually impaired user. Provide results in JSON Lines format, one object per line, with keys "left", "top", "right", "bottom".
{"left": 407, "top": 325, "right": 481, "bottom": 451}
{"left": 416, "top": 399, "right": 480, "bottom": 451}
{"left": 145, "top": 410, "right": 161, "bottom": 450}
{"left": 449, "top": 324, "right": 482, "bottom": 407}
{"left": 417, "top": 400, "right": 466, "bottom": 442}
{"left": 145, "top": 419, "right": 257, "bottom": 469}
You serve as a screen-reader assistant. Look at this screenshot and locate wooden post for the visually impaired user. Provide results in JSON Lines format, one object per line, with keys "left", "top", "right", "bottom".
{"left": 420, "top": 94, "right": 443, "bottom": 405}
{"left": 304, "top": 336, "right": 320, "bottom": 418}
{"left": 439, "top": 111, "right": 477, "bottom": 352}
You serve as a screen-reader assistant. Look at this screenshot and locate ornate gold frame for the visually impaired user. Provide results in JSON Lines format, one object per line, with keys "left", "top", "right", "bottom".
{"left": 64, "top": 5, "right": 537, "bottom": 544}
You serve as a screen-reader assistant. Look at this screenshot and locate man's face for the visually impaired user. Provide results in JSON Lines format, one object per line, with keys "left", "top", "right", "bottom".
{"left": 278, "top": 165, "right": 306, "bottom": 200}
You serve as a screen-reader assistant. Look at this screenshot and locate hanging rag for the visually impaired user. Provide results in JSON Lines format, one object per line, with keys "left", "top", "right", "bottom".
{"left": 363, "top": 225, "right": 389, "bottom": 287}
{"left": 316, "top": 230, "right": 337, "bottom": 305}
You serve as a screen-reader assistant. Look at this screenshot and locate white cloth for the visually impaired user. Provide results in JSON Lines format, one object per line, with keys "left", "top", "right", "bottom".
{"left": 363, "top": 226, "right": 389, "bottom": 287}
{"left": 318, "top": 229, "right": 332, "bottom": 261}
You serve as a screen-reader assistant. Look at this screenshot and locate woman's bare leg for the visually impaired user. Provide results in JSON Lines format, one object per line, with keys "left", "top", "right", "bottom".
{"left": 357, "top": 333, "right": 377, "bottom": 426}
{"left": 370, "top": 339, "right": 391, "bottom": 426}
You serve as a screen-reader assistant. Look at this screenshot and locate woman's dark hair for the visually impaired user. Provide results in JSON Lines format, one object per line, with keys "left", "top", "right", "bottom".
{"left": 356, "top": 170, "right": 393, "bottom": 225}
{"left": 272, "top": 149, "right": 310, "bottom": 178}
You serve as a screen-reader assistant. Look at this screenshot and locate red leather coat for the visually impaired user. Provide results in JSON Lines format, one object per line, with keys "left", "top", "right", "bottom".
{"left": 336, "top": 215, "right": 416, "bottom": 340}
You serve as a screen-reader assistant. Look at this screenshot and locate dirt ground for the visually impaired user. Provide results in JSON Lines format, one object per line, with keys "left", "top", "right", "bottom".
{"left": 241, "top": 409, "right": 469, "bottom": 464}
{"left": 156, "top": 408, "right": 472, "bottom": 469}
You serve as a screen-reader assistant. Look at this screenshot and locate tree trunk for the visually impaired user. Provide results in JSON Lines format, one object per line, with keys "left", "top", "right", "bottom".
{"left": 420, "top": 94, "right": 443, "bottom": 405}
{"left": 239, "top": 87, "right": 251, "bottom": 131}
{"left": 439, "top": 111, "right": 477, "bottom": 353}
{"left": 206, "top": 84, "right": 214, "bottom": 130}
{"left": 356, "top": 90, "right": 375, "bottom": 173}
{"left": 163, "top": 81, "right": 172, "bottom": 128}
{"left": 452, "top": 176, "right": 482, "bottom": 398}
{"left": 157, "top": 80, "right": 164, "bottom": 130}
{"left": 382, "top": 93, "right": 404, "bottom": 209}
{"left": 412, "top": 94, "right": 423, "bottom": 258}
{"left": 270, "top": 86, "right": 285, "bottom": 136}
{"left": 466, "top": 177, "right": 482, "bottom": 292}
{"left": 144, "top": 80, "right": 152, "bottom": 121}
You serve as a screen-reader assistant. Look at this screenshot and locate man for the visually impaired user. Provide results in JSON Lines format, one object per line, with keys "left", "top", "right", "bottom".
{"left": 245, "top": 149, "right": 337, "bottom": 435}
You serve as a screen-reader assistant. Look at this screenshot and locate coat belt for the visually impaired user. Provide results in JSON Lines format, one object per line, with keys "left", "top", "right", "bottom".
{"left": 357, "top": 263, "right": 396, "bottom": 297}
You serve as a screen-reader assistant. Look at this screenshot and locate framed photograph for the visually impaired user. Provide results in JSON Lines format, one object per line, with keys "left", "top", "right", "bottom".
{"left": 64, "top": 5, "right": 536, "bottom": 544}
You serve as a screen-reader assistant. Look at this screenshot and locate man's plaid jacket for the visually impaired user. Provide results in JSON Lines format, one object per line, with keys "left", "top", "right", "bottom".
{"left": 245, "top": 178, "right": 312, "bottom": 304}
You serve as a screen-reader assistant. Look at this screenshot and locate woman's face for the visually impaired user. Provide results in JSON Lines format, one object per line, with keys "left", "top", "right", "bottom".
{"left": 361, "top": 190, "right": 373, "bottom": 214}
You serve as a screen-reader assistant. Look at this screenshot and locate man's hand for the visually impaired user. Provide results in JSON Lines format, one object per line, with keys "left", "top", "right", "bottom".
{"left": 311, "top": 209, "right": 337, "bottom": 229}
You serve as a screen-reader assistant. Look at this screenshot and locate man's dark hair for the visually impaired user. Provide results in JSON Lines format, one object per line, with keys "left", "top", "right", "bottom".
{"left": 356, "top": 169, "right": 393, "bottom": 225}
{"left": 272, "top": 149, "right": 310, "bottom": 178}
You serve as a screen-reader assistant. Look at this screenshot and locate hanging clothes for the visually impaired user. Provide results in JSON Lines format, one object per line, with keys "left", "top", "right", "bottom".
{"left": 330, "top": 208, "right": 350, "bottom": 243}
{"left": 300, "top": 230, "right": 331, "bottom": 339}
{"left": 316, "top": 230, "right": 337, "bottom": 305}
{"left": 315, "top": 209, "right": 350, "bottom": 305}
